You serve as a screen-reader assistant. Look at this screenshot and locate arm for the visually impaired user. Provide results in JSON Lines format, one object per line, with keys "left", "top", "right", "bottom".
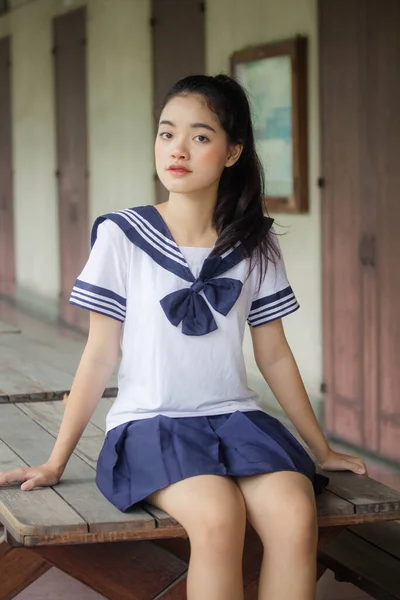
{"left": 250, "top": 319, "right": 367, "bottom": 474}
{"left": 0, "top": 312, "right": 122, "bottom": 490}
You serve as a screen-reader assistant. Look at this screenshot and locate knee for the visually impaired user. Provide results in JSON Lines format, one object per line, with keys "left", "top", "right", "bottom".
{"left": 188, "top": 491, "right": 246, "bottom": 555}
{"left": 284, "top": 494, "right": 318, "bottom": 552}
{"left": 257, "top": 492, "right": 317, "bottom": 553}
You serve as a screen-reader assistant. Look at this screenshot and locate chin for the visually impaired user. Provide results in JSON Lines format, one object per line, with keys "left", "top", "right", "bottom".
{"left": 159, "top": 178, "right": 202, "bottom": 195}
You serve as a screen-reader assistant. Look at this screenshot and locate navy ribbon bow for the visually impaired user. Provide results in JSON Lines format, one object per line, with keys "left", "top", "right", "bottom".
{"left": 160, "top": 255, "right": 243, "bottom": 336}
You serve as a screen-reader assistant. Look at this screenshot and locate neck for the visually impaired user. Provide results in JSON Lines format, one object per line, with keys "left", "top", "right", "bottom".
{"left": 158, "top": 189, "right": 219, "bottom": 247}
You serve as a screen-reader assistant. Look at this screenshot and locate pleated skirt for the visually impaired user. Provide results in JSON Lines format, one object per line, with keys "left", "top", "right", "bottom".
{"left": 96, "top": 409, "right": 329, "bottom": 512}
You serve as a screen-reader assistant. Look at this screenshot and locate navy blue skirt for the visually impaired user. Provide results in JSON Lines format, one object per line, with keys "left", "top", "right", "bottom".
{"left": 96, "top": 410, "right": 328, "bottom": 512}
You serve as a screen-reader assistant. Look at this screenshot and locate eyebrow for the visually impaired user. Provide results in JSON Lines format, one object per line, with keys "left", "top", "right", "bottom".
{"left": 159, "top": 120, "right": 217, "bottom": 133}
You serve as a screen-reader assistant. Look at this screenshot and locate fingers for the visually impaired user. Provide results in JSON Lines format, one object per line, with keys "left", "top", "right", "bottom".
{"left": 322, "top": 452, "right": 368, "bottom": 475}
{"left": 341, "top": 455, "right": 367, "bottom": 475}
{"left": 21, "top": 474, "right": 40, "bottom": 492}
{"left": 0, "top": 467, "right": 44, "bottom": 491}
{"left": 0, "top": 467, "right": 30, "bottom": 486}
{"left": 345, "top": 460, "right": 365, "bottom": 475}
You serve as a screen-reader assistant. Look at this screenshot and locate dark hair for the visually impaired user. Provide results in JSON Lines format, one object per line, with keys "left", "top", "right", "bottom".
{"left": 160, "top": 74, "right": 279, "bottom": 273}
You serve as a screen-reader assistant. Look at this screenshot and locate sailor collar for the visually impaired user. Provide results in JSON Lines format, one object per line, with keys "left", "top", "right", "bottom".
{"left": 91, "top": 206, "right": 272, "bottom": 336}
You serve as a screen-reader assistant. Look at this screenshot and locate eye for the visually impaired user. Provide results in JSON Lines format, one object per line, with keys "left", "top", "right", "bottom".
{"left": 159, "top": 132, "right": 172, "bottom": 140}
{"left": 194, "top": 135, "right": 209, "bottom": 143}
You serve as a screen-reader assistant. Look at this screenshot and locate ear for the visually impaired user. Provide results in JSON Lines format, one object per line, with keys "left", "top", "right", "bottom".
{"left": 225, "top": 144, "right": 243, "bottom": 168}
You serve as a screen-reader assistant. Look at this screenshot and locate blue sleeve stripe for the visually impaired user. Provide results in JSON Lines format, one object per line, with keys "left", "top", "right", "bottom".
{"left": 74, "top": 279, "right": 126, "bottom": 307}
{"left": 249, "top": 285, "right": 294, "bottom": 313}
{"left": 70, "top": 288, "right": 126, "bottom": 316}
{"left": 69, "top": 290, "right": 126, "bottom": 321}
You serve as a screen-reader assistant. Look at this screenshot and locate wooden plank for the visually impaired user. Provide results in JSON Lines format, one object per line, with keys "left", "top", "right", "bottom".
{"left": 0, "top": 332, "right": 84, "bottom": 375}
{"left": 0, "top": 544, "right": 50, "bottom": 600}
{"left": 16, "top": 508, "right": 400, "bottom": 548}
{"left": 20, "top": 526, "right": 187, "bottom": 548}
{"left": 0, "top": 334, "right": 118, "bottom": 399}
{"left": 0, "top": 439, "right": 87, "bottom": 543}
{"left": 0, "top": 404, "right": 155, "bottom": 539}
{"left": 34, "top": 540, "right": 188, "bottom": 600}
{"left": 144, "top": 504, "right": 181, "bottom": 528}
{"left": 315, "top": 490, "right": 354, "bottom": 518}
{"left": 0, "top": 364, "right": 53, "bottom": 402}
{"left": 319, "top": 528, "right": 400, "bottom": 599}
{"left": 1, "top": 346, "right": 73, "bottom": 391}
{"left": 349, "top": 522, "right": 400, "bottom": 561}
{"left": 324, "top": 470, "right": 400, "bottom": 513}
{"left": 0, "top": 331, "right": 115, "bottom": 382}
{"left": 18, "top": 401, "right": 104, "bottom": 469}
{"left": 157, "top": 577, "right": 187, "bottom": 599}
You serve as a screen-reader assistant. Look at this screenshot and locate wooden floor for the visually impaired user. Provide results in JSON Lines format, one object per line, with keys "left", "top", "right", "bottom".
{"left": 1, "top": 300, "right": 400, "bottom": 600}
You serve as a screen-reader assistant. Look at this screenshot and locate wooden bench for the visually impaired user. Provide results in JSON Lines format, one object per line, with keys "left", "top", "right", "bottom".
{"left": 318, "top": 521, "right": 400, "bottom": 599}
{"left": 1, "top": 400, "right": 400, "bottom": 599}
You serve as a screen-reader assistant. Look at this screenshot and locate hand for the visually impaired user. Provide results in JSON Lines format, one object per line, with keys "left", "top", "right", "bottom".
{"left": 318, "top": 448, "right": 368, "bottom": 476}
{"left": 0, "top": 462, "right": 64, "bottom": 491}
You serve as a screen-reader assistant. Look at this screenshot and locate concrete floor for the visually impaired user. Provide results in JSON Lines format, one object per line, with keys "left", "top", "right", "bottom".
{"left": 2, "top": 300, "right": 399, "bottom": 599}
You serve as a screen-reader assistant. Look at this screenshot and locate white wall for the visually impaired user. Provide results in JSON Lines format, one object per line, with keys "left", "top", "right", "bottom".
{"left": 86, "top": 0, "right": 153, "bottom": 223}
{"left": 206, "top": 0, "right": 322, "bottom": 410}
{"left": 5, "top": 0, "right": 153, "bottom": 315}
{"left": 11, "top": 0, "right": 60, "bottom": 307}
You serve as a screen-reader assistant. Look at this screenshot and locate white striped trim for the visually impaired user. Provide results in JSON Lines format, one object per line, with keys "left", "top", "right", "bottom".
{"left": 248, "top": 290, "right": 296, "bottom": 317}
{"left": 70, "top": 289, "right": 126, "bottom": 318}
{"left": 248, "top": 298, "right": 299, "bottom": 326}
{"left": 120, "top": 209, "right": 187, "bottom": 267}
{"left": 127, "top": 209, "right": 179, "bottom": 253}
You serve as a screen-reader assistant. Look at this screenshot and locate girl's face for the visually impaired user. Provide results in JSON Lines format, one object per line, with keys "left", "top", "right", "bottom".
{"left": 155, "top": 94, "right": 242, "bottom": 196}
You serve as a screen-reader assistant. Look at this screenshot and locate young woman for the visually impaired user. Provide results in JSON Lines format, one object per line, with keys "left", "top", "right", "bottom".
{"left": 0, "top": 74, "right": 366, "bottom": 600}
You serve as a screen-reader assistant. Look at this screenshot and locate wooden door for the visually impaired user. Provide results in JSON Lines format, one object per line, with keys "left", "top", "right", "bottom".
{"left": 319, "top": 0, "right": 367, "bottom": 447}
{"left": 152, "top": 0, "right": 205, "bottom": 203}
{"left": 0, "top": 36, "right": 15, "bottom": 297}
{"left": 320, "top": 0, "right": 400, "bottom": 462}
{"left": 53, "top": 8, "right": 89, "bottom": 330}
{"left": 366, "top": 0, "right": 400, "bottom": 462}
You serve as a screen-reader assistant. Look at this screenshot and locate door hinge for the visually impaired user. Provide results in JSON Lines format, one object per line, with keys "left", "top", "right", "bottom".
{"left": 317, "top": 177, "right": 325, "bottom": 189}
{"left": 320, "top": 382, "right": 327, "bottom": 394}
{"left": 200, "top": 1, "right": 206, "bottom": 12}
{"left": 150, "top": 16, "right": 158, "bottom": 27}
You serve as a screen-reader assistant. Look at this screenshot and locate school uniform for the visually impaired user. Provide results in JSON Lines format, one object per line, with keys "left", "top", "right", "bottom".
{"left": 70, "top": 205, "right": 328, "bottom": 511}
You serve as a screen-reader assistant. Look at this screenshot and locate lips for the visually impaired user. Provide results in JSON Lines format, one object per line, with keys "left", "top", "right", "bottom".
{"left": 168, "top": 165, "right": 190, "bottom": 173}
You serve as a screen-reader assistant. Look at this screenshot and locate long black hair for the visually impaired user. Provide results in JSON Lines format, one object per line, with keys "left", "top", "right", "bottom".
{"left": 160, "top": 74, "right": 279, "bottom": 272}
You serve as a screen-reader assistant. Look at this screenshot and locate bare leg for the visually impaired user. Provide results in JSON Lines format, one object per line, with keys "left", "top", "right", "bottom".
{"left": 147, "top": 475, "right": 246, "bottom": 600}
{"left": 236, "top": 471, "right": 318, "bottom": 600}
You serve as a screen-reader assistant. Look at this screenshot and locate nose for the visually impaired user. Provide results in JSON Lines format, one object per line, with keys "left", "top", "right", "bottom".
{"left": 171, "top": 139, "right": 189, "bottom": 160}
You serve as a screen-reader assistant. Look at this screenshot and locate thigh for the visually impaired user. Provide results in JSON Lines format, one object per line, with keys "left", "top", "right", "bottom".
{"left": 147, "top": 475, "right": 246, "bottom": 540}
{"left": 236, "top": 471, "right": 317, "bottom": 546}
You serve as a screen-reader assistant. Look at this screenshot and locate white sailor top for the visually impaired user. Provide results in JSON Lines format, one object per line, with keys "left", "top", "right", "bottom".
{"left": 70, "top": 205, "right": 299, "bottom": 433}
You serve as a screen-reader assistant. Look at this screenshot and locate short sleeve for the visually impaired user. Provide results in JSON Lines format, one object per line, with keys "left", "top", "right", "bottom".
{"left": 69, "top": 220, "right": 128, "bottom": 322}
{"left": 247, "top": 234, "right": 299, "bottom": 327}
